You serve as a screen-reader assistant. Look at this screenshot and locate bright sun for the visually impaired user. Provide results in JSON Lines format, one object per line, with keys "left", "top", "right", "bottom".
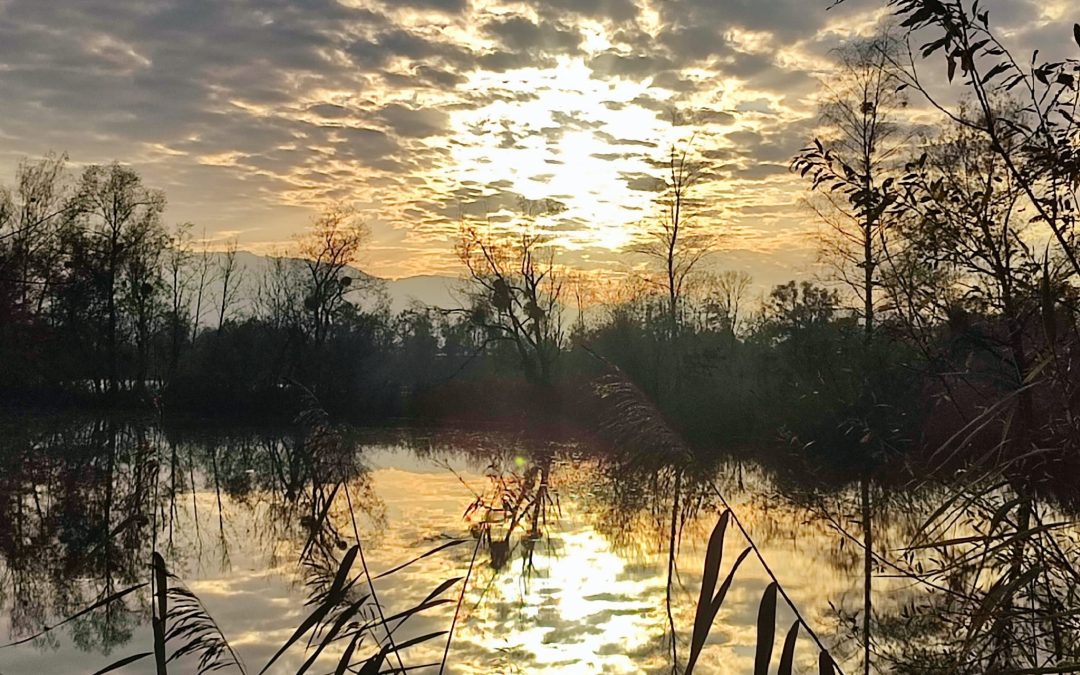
{"left": 444, "top": 57, "right": 682, "bottom": 252}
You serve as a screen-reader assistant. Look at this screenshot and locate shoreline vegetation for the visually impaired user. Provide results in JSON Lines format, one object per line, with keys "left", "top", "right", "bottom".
{"left": 3, "top": 1, "right": 1080, "bottom": 673}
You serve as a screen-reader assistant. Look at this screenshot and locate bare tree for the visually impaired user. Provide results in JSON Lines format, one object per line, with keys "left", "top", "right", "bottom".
{"left": 0, "top": 153, "right": 74, "bottom": 319}
{"left": 76, "top": 163, "right": 167, "bottom": 395}
{"left": 216, "top": 239, "right": 243, "bottom": 330}
{"left": 255, "top": 251, "right": 304, "bottom": 331}
{"left": 565, "top": 270, "right": 597, "bottom": 338}
{"left": 633, "top": 140, "right": 720, "bottom": 342}
{"left": 456, "top": 205, "right": 565, "bottom": 387}
{"left": 189, "top": 227, "right": 211, "bottom": 343}
{"left": 794, "top": 31, "right": 909, "bottom": 340}
{"left": 165, "top": 223, "right": 194, "bottom": 380}
{"left": 295, "top": 206, "right": 371, "bottom": 347}
{"left": 695, "top": 270, "right": 752, "bottom": 336}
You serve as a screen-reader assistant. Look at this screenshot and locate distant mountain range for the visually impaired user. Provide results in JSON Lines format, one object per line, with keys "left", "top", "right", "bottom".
{"left": 382, "top": 273, "right": 466, "bottom": 312}
{"left": 193, "top": 247, "right": 820, "bottom": 326}
{"left": 193, "top": 251, "right": 463, "bottom": 325}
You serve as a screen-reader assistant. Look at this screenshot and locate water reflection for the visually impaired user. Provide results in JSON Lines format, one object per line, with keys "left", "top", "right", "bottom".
{"left": 0, "top": 414, "right": 940, "bottom": 673}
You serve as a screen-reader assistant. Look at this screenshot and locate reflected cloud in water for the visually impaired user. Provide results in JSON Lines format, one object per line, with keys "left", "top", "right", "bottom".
{"left": 0, "top": 417, "right": 924, "bottom": 673}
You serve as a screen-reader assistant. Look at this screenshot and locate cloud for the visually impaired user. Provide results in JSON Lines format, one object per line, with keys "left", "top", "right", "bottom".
{"left": 387, "top": 0, "right": 469, "bottom": 12}
{"left": 588, "top": 51, "right": 675, "bottom": 80}
{"left": 476, "top": 50, "right": 557, "bottom": 72}
{"left": 484, "top": 16, "right": 583, "bottom": 52}
{"left": 620, "top": 172, "right": 667, "bottom": 192}
{"left": 376, "top": 104, "right": 451, "bottom": 138}
{"left": 308, "top": 104, "right": 353, "bottom": 120}
{"left": 346, "top": 27, "right": 472, "bottom": 71}
{"left": 532, "top": 0, "right": 639, "bottom": 22}
{"left": 0, "top": 0, "right": 1068, "bottom": 278}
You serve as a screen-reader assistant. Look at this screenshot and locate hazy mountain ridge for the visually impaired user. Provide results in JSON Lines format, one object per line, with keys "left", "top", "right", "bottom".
{"left": 192, "top": 251, "right": 463, "bottom": 325}
{"left": 190, "top": 248, "right": 819, "bottom": 327}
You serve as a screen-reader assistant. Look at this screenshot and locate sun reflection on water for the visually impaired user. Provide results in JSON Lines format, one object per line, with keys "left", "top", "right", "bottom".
{"left": 0, "top": 427, "right": 917, "bottom": 674}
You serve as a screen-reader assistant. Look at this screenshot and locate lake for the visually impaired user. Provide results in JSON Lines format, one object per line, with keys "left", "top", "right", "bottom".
{"left": 0, "top": 413, "right": 929, "bottom": 674}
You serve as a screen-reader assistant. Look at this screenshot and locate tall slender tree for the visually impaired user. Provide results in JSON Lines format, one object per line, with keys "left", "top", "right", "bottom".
{"left": 189, "top": 227, "right": 212, "bottom": 343}
{"left": 165, "top": 223, "right": 195, "bottom": 382}
{"left": 75, "top": 163, "right": 166, "bottom": 395}
{"left": 216, "top": 239, "right": 243, "bottom": 331}
{"left": 793, "top": 33, "right": 910, "bottom": 675}
{"left": 634, "top": 140, "right": 718, "bottom": 344}
{"left": 794, "top": 32, "right": 909, "bottom": 339}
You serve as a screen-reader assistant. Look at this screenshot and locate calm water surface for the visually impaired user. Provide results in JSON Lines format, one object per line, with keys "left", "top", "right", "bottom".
{"left": 0, "top": 414, "right": 924, "bottom": 674}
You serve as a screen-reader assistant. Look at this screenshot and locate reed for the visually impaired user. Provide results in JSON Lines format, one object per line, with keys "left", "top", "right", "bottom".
{"left": 33, "top": 390, "right": 479, "bottom": 675}
{"left": 586, "top": 354, "right": 844, "bottom": 673}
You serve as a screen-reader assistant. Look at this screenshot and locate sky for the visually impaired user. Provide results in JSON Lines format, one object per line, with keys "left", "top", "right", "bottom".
{"left": 0, "top": 0, "right": 1075, "bottom": 281}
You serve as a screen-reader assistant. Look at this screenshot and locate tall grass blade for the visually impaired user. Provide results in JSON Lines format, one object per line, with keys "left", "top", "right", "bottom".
{"left": 778, "top": 621, "right": 799, "bottom": 675}
{"left": 754, "top": 582, "right": 778, "bottom": 675}
{"left": 300, "top": 482, "right": 341, "bottom": 561}
{"left": 261, "top": 545, "right": 359, "bottom": 674}
{"left": 686, "top": 510, "right": 732, "bottom": 673}
{"left": 708, "top": 547, "right": 752, "bottom": 618}
{"left": 685, "top": 542, "right": 752, "bottom": 673}
{"left": 372, "top": 598, "right": 454, "bottom": 629}
{"left": 295, "top": 596, "right": 369, "bottom": 675}
{"left": 694, "top": 510, "right": 729, "bottom": 628}
{"left": 334, "top": 633, "right": 362, "bottom": 675}
{"left": 0, "top": 583, "right": 147, "bottom": 649}
{"left": 962, "top": 565, "right": 1043, "bottom": 656}
{"left": 356, "top": 631, "right": 447, "bottom": 675}
{"left": 441, "top": 536, "right": 482, "bottom": 675}
{"left": 153, "top": 552, "right": 169, "bottom": 675}
{"left": 91, "top": 652, "right": 153, "bottom": 674}
{"left": 376, "top": 663, "right": 441, "bottom": 674}
{"left": 385, "top": 630, "right": 448, "bottom": 653}
{"left": 819, "top": 651, "right": 837, "bottom": 675}
{"left": 387, "top": 578, "right": 462, "bottom": 636}
{"left": 372, "top": 540, "right": 466, "bottom": 581}
{"left": 357, "top": 651, "right": 385, "bottom": 675}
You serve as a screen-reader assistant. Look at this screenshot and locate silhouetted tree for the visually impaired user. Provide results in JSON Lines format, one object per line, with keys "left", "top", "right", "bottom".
{"left": 189, "top": 228, "right": 211, "bottom": 343}
{"left": 694, "top": 270, "right": 752, "bottom": 336}
{"left": 74, "top": 163, "right": 167, "bottom": 395}
{"left": 456, "top": 207, "right": 565, "bottom": 387}
{"left": 165, "top": 223, "right": 195, "bottom": 382}
{"left": 0, "top": 153, "right": 72, "bottom": 321}
{"left": 296, "top": 206, "right": 373, "bottom": 348}
{"left": 216, "top": 239, "right": 242, "bottom": 330}
{"left": 633, "top": 138, "right": 719, "bottom": 343}
{"left": 794, "top": 32, "right": 908, "bottom": 340}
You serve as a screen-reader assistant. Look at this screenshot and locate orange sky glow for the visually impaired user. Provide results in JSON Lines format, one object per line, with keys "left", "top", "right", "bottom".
{"left": 0, "top": 0, "right": 1075, "bottom": 284}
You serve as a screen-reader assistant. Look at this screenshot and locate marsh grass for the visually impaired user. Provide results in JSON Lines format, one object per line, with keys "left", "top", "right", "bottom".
{"left": 5, "top": 373, "right": 851, "bottom": 674}
{"left": 11, "top": 388, "right": 476, "bottom": 675}
{"left": 586, "top": 356, "right": 845, "bottom": 674}
{"left": 0, "top": 370, "right": 955, "bottom": 675}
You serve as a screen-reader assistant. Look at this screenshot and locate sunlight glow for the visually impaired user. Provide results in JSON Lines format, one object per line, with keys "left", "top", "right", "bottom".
{"left": 456, "top": 527, "right": 667, "bottom": 674}
{"left": 446, "top": 58, "right": 674, "bottom": 250}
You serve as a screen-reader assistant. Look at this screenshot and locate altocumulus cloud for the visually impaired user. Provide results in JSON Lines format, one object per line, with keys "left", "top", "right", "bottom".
{"left": 0, "top": 0, "right": 1070, "bottom": 277}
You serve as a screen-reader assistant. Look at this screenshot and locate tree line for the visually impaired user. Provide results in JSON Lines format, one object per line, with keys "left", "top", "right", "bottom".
{"left": 2, "top": 8, "right": 1079, "bottom": 496}
{"left": 0, "top": 162, "right": 456, "bottom": 417}
{"left": 2, "top": 1, "right": 1080, "bottom": 672}
{"left": 0, "top": 153, "right": 863, "bottom": 438}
